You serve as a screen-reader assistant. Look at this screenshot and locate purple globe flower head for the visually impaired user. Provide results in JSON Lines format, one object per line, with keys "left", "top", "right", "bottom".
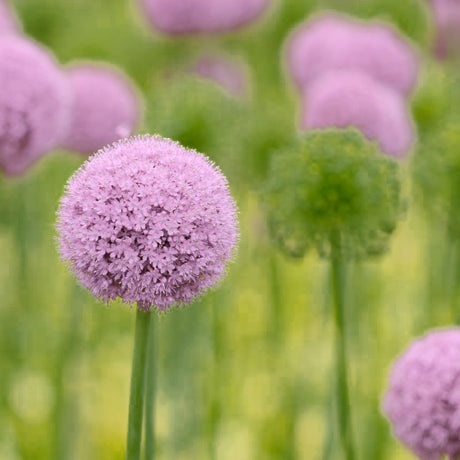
{"left": 57, "top": 135, "right": 238, "bottom": 311}
{"left": 0, "top": 0, "right": 19, "bottom": 35}
{"left": 430, "top": 0, "right": 460, "bottom": 59}
{"left": 189, "top": 53, "right": 249, "bottom": 97}
{"left": 286, "top": 14, "right": 419, "bottom": 97}
{"left": 0, "top": 36, "right": 70, "bottom": 176}
{"left": 383, "top": 329, "right": 460, "bottom": 459}
{"left": 300, "top": 70, "right": 415, "bottom": 158}
{"left": 61, "top": 64, "right": 141, "bottom": 155}
{"left": 139, "top": 0, "right": 271, "bottom": 35}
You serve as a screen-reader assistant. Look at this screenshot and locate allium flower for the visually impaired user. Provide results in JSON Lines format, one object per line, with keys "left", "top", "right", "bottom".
{"left": 139, "top": 0, "right": 270, "bottom": 34}
{"left": 190, "top": 54, "right": 248, "bottom": 97}
{"left": 0, "top": 0, "right": 19, "bottom": 35}
{"left": 383, "top": 329, "right": 460, "bottom": 459}
{"left": 57, "top": 135, "right": 238, "bottom": 311}
{"left": 301, "top": 70, "right": 415, "bottom": 158}
{"left": 61, "top": 64, "right": 140, "bottom": 155}
{"left": 286, "top": 14, "right": 419, "bottom": 97}
{"left": 0, "top": 36, "right": 70, "bottom": 176}
{"left": 430, "top": 0, "right": 460, "bottom": 58}
{"left": 263, "top": 129, "right": 401, "bottom": 259}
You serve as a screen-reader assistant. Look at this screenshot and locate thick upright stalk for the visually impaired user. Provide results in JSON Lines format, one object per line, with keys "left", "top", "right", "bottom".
{"left": 330, "top": 238, "right": 355, "bottom": 460}
{"left": 144, "top": 313, "right": 157, "bottom": 460}
{"left": 208, "top": 298, "right": 222, "bottom": 460}
{"left": 126, "top": 310, "right": 151, "bottom": 460}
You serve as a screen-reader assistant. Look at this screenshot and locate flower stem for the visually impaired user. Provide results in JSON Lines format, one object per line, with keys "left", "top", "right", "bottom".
{"left": 144, "top": 313, "right": 156, "bottom": 460}
{"left": 330, "top": 237, "right": 355, "bottom": 460}
{"left": 126, "top": 309, "right": 151, "bottom": 460}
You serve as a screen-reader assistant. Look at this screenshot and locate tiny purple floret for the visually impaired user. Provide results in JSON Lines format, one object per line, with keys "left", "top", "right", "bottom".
{"left": 0, "top": 36, "right": 70, "bottom": 176}
{"left": 383, "top": 329, "right": 460, "bottom": 460}
{"left": 140, "top": 0, "right": 270, "bottom": 35}
{"left": 300, "top": 70, "right": 415, "bottom": 158}
{"left": 61, "top": 64, "right": 140, "bottom": 155}
{"left": 57, "top": 135, "right": 239, "bottom": 311}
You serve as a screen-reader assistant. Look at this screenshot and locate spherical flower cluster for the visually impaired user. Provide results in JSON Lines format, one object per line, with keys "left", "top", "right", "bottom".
{"left": 139, "top": 0, "right": 270, "bottom": 34}
{"left": 301, "top": 71, "right": 415, "bottom": 158}
{"left": 262, "top": 129, "right": 401, "bottom": 259}
{"left": 61, "top": 64, "right": 140, "bottom": 155}
{"left": 383, "top": 329, "right": 460, "bottom": 459}
{"left": 286, "top": 14, "right": 419, "bottom": 97}
{"left": 430, "top": 0, "right": 460, "bottom": 58}
{"left": 190, "top": 54, "right": 248, "bottom": 97}
{"left": 57, "top": 135, "right": 238, "bottom": 311}
{"left": 0, "top": 0, "right": 19, "bottom": 35}
{"left": 0, "top": 36, "right": 70, "bottom": 176}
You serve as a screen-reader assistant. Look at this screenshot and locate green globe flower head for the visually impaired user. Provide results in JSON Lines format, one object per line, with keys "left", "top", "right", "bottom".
{"left": 263, "top": 129, "right": 401, "bottom": 259}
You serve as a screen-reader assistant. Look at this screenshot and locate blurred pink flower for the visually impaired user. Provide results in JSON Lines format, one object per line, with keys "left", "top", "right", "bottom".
{"left": 383, "top": 329, "right": 460, "bottom": 460}
{"left": 0, "top": 1, "right": 19, "bottom": 35}
{"left": 300, "top": 70, "right": 414, "bottom": 158}
{"left": 140, "top": 0, "right": 270, "bottom": 34}
{"left": 61, "top": 64, "right": 140, "bottom": 155}
{"left": 430, "top": 0, "right": 460, "bottom": 58}
{"left": 57, "top": 135, "right": 238, "bottom": 311}
{"left": 190, "top": 54, "right": 248, "bottom": 97}
{"left": 286, "top": 14, "right": 419, "bottom": 97}
{"left": 0, "top": 36, "right": 70, "bottom": 176}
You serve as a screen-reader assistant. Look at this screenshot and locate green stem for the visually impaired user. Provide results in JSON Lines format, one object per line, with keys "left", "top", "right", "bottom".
{"left": 126, "top": 309, "right": 151, "bottom": 460}
{"left": 330, "top": 238, "right": 355, "bottom": 460}
{"left": 208, "top": 298, "right": 222, "bottom": 460}
{"left": 144, "top": 313, "right": 157, "bottom": 460}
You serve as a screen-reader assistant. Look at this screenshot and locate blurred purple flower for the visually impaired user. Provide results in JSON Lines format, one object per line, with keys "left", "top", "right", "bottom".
{"left": 57, "top": 135, "right": 238, "bottom": 311}
{"left": 61, "top": 64, "right": 140, "bottom": 155}
{"left": 139, "top": 0, "right": 270, "bottom": 34}
{"left": 430, "top": 0, "right": 460, "bottom": 59}
{"left": 286, "top": 14, "right": 419, "bottom": 97}
{"left": 383, "top": 329, "right": 460, "bottom": 460}
{"left": 0, "top": 1, "right": 19, "bottom": 35}
{"left": 301, "top": 70, "right": 414, "bottom": 158}
{"left": 190, "top": 54, "right": 248, "bottom": 97}
{"left": 0, "top": 36, "right": 70, "bottom": 176}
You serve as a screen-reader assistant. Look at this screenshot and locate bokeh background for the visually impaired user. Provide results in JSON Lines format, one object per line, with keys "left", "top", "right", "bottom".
{"left": 0, "top": 0, "right": 458, "bottom": 458}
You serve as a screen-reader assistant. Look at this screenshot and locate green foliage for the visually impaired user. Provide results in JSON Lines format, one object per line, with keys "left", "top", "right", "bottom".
{"left": 263, "top": 129, "right": 401, "bottom": 259}
{"left": 414, "top": 122, "right": 460, "bottom": 236}
{"left": 412, "top": 63, "right": 458, "bottom": 135}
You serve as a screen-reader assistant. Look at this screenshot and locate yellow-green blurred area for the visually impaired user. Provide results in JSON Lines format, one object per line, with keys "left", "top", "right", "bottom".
{"left": 0, "top": 0, "right": 458, "bottom": 459}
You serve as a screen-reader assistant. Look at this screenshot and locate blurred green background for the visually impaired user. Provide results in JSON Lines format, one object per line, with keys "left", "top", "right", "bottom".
{"left": 0, "top": 0, "right": 458, "bottom": 458}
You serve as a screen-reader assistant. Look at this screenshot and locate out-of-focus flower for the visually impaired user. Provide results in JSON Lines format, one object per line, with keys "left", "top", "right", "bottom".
{"left": 0, "top": 1, "right": 19, "bottom": 35}
{"left": 139, "top": 0, "right": 270, "bottom": 34}
{"left": 286, "top": 14, "right": 419, "bottom": 97}
{"left": 383, "top": 329, "right": 460, "bottom": 459}
{"left": 262, "top": 129, "right": 401, "bottom": 259}
{"left": 0, "top": 36, "right": 70, "bottom": 176}
{"left": 57, "top": 135, "right": 238, "bottom": 311}
{"left": 61, "top": 64, "right": 141, "bottom": 155}
{"left": 301, "top": 70, "right": 415, "bottom": 158}
{"left": 189, "top": 54, "right": 248, "bottom": 97}
{"left": 429, "top": 0, "right": 460, "bottom": 58}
